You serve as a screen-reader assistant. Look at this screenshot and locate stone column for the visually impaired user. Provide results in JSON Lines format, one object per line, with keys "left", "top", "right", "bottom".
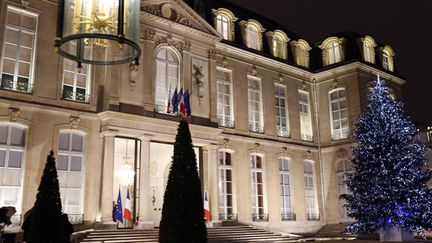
{"left": 98, "top": 133, "right": 117, "bottom": 228}
{"left": 136, "top": 135, "right": 154, "bottom": 229}
{"left": 203, "top": 144, "right": 219, "bottom": 224}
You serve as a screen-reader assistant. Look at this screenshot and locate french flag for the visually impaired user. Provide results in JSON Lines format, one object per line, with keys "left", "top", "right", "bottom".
{"left": 179, "top": 88, "right": 186, "bottom": 117}
{"left": 124, "top": 189, "right": 132, "bottom": 222}
{"left": 204, "top": 191, "right": 211, "bottom": 221}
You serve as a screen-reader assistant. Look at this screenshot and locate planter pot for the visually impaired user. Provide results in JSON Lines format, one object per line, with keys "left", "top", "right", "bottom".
{"left": 379, "top": 226, "right": 413, "bottom": 241}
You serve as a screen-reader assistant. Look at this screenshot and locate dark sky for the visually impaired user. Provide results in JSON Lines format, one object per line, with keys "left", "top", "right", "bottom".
{"left": 226, "top": 0, "right": 432, "bottom": 124}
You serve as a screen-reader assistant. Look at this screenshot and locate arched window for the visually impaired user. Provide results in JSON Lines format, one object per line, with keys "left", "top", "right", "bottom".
{"left": 273, "top": 35, "right": 284, "bottom": 58}
{"left": 279, "top": 157, "right": 294, "bottom": 220}
{"left": 329, "top": 88, "right": 349, "bottom": 140}
{"left": 216, "top": 15, "right": 229, "bottom": 40}
{"left": 246, "top": 24, "right": 259, "bottom": 50}
{"left": 58, "top": 131, "right": 85, "bottom": 224}
{"left": 320, "top": 37, "right": 344, "bottom": 66}
{"left": 218, "top": 150, "right": 235, "bottom": 220}
{"left": 382, "top": 46, "right": 395, "bottom": 72}
{"left": 0, "top": 124, "right": 25, "bottom": 224}
{"left": 304, "top": 160, "right": 318, "bottom": 220}
{"left": 291, "top": 39, "right": 311, "bottom": 68}
{"left": 336, "top": 159, "right": 352, "bottom": 221}
{"left": 251, "top": 154, "right": 267, "bottom": 221}
{"left": 154, "top": 47, "right": 180, "bottom": 113}
{"left": 362, "top": 36, "right": 377, "bottom": 64}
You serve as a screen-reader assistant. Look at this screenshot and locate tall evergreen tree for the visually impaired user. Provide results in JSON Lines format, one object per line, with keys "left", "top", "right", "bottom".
{"left": 343, "top": 77, "right": 432, "bottom": 235}
{"left": 27, "top": 151, "right": 64, "bottom": 243}
{"left": 159, "top": 119, "right": 207, "bottom": 243}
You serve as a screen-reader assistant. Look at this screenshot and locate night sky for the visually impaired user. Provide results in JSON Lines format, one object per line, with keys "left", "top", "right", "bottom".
{"left": 227, "top": 0, "right": 432, "bottom": 124}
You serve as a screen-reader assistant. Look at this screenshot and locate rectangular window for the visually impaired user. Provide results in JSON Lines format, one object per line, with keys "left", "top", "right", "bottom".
{"left": 299, "top": 90, "right": 313, "bottom": 141}
{"left": 304, "top": 160, "right": 318, "bottom": 221}
{"left": 216, "top": 15, "right": 230, "bottom": 40}
{"left": 0, "top": 125, "right": 25, "bottom": 224}
{"left": 58, "top": 132, "right": 84, "bottom": 224}
{"left": 327, "top": 42, "right": 341, "bottom": 65}
{"left": 218, "top": 151, "right": 235, "bottom": 221}
{"left": 62, "top": 44, "right": 91, "bottom": 103}
{"left": 275, "top": 84, "right": 289, "bottom": 137}
{"left": 248, "top": 76, "right": 263, "bottom": 133}
{"left": 0, "top": 6, "right": 38, "bottom": 93}
{"left": 329, "top": 89, "right": 349, "bottom": 140}
{"left": 279, "top": 157, "right": 294, "bottom": 220}
{"left": 217, "top": 68, "right": 234, "bottom": 128}
{"left": 251, "top": 154, "right": 267, "bottom": 221}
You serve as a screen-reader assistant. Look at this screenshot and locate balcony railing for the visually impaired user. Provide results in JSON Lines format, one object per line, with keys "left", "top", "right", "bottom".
{"left": 62, "top": 90, "right": 90, "bottom": 103}
{"left": 218, "top": 119, "right": 235, "bottom": 128}
{"left": 252, "top": 213, "right": 269, "bottom": 222}
{"left": 281, "top": 212, "right": 296, "bottom": 221}
{"left": 277, "top": 129, "right": 290, "bottom": 137}
{"left": 249, "top": 124, "right": 264, "bottom": 134}
{"left": 154, "top": 105, "right": 177, "bottom": 116}
{"left": 0, "top": 79, "right": 32, "bottom": 93}
{"left": 306, "top": 212, "right": 320, "bottom": 221}
{"left": 219, "top": 213, "right": 238, "bottom": 221}
{"left": 68, "top": 214, "right": 84, "bottom": 224}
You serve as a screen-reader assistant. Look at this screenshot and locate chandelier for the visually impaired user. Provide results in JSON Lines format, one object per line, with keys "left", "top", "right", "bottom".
{"left": 115, "top": 140, "right": 135, "bottom": 186}
{"left": 55, "top": 0, "right": 141, "bottom": 66}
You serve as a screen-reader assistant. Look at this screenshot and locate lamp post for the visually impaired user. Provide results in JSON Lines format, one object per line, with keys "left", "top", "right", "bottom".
{"left": 55, "top": 0, "right": 141, "bottom": 67}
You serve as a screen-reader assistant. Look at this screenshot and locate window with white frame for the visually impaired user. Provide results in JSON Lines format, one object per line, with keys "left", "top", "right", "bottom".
{"left": 248, "top": 77, "right": 263, "bottom": 133}
{"left": 216, "top": 14, "right": 230, "bottom": 40}
{"left": 0, "top": 124, "right": 25, "bottom": 223}
{"left": 0, "top": 6, "right": 38, "bottom": 93}
{"left": 292, "top": 39, "right": 311, "bottom": 68}
{"left": 62, "top": 44, "right": 91, "bottom": 103}
{"left": 217, "top": 68, "right": 234, "bottom": 128}
{"left": 155, "top": 47, "right": 180, "bottom": 113}
{"left": 298, "top": 90, "right": 313, "bottom": 141}
{"left": 272, "top": 34, "right": 286, "bottom": 59}
{"left": 251, "top": 154, "right": 266, "bottom": 220}
{"left": 382, "top": 50, "right": 394, "bottom": 71}
{"left": 329, "top": 88, "right": 349, "bottom": 140}
{"left": 336, "top": 159, "right": 352, "bottom": 221}
{"left": 327, "top": 42, "right": 342, "bottom": 65}
{"left": 58, "top": 132, "right": 84, "bottom": 222}
{"left": 218, "top": 151, "right": 234, "bottom": 220}
{"left": 304, "top": 160, "right": 318, "bottom": 220}
{"left": 362, "top": 36, "right": 376, "bottom": 64}
{"left": 279, "top": 157, "right": 293, "bottom": 220}
{"left": 275, "top": 84, "right": 289, "bottom": 137}
{"left": 246, "top": 24, "right": 259, "bottom": 50}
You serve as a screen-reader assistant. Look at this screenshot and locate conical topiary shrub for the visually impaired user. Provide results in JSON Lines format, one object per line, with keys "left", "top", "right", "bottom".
{"left": 159, "top": 119, "right": 207, "bottom": 243}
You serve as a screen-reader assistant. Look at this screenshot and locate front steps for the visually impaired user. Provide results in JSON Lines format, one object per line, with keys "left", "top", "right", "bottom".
{"left": 79, "top": 225, "right": 294, "bottom": 243}
{"left": 314, "top": 223, "right": 352, "bottom": 238}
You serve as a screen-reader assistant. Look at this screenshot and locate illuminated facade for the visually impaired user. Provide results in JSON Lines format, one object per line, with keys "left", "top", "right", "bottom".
{"left": 0, "top": 0, "right": 408, "bottom": 233}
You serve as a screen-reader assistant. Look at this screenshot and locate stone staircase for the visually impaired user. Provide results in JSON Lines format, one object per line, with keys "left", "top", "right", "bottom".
{"left": 314, "top": 223, "right": 352, "bottom": 238}
{"left": 79, "top": 225, "right": 295, "bottom": 243}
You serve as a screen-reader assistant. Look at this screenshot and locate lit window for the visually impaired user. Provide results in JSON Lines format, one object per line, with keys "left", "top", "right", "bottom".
{"left": 299, "top": 90, "right": 313, "bottom": 141}
{"left": 275, "top": 84, "right": 289, "bottom": 137}
{"left": 217, "top": 68, "right": 234, "bottom": 128}
{"left": 251, "top": 154, "right": 266, "bottom": 221}
{"left": 329, "top": 88, "right": 349, "bottom": 140}
{"left": 328, "top": 42, "right": 341, "bottom": 64}
{"left": 320, "top": 37, "right": 344, "bottom": 66}
{"left": 304, "top": 160, "right": 318, "bottom": 221}
{"left": 248, "top": 76, "right": 263, "bottom": 133}
{"left": 216, "top": 15, "right": 230, "bottom": 40}
{"left": 0, "top": 6, "right": 38, "bottom": 93}
{"left": 381, "top": 45, "right": 395, "bottom": 72}
{"left": 58, "top": 132, "right": 85, "bottom": 223}
{"left": 336, "top": 159, "right": 352, "bottom": 221}
{"left": 62, "top": 44, "right": 91, "bottom": 103}
{"left": 246, "top": 25, "right": 259, "bottom": 50}
{"left": 218, "top": 151, "right": 235, "bottom": 221}
{"left": 292, "top": 39, "right": 311, "bottom": 68}
{"left": 362, "top": 36, "right": 376, "bottom": 64}
{"left": 279, "top": 157, "right": 294, "bottom": 221}
{"left": 0, "top": 124, "right": 25, "bottom": 224}
{"left": 271, "top": 31, "right": 288, "bottom": 59}
{"left": 154, "top": 47, "right": 180, "bottom": 113}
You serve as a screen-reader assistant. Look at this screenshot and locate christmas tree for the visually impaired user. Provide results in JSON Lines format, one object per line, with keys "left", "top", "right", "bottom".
{"left": 159, "top": 119, "right": 207, "bottom": 243}
{"left": 342, "top": 77, "right": 432, "bottom": 236}
{"left": 26, "top": 151, "right": 64, "bottom": 243}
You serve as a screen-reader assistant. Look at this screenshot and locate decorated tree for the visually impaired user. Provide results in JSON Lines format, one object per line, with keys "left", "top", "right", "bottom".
{"left": 159, "top": 119, "right": 207, "bottom": 243}
{"left": 342, "top": 77, "right": 432, "bottom": 238}
{"left": 26, "top": 151, "right": 64, "bottom": 243}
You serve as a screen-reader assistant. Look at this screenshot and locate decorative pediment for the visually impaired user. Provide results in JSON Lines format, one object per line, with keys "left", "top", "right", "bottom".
{"left": 141, "top": 1, "right": 221, "bottom": 38}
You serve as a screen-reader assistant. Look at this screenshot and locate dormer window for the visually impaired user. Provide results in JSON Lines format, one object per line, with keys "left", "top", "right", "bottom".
{"left": 266, "top": 30, "right": 289, "bottom": 60}
{"left": 382, "top": 45, "right": 395, "bottom": 72}
{"left": 319, "top": 37, "right": 344, "bottom": 66}
{"left": 291, "top": 39, "right": 311, "bottom": 68}
{"left": 212, "top": 8, "right": 237, "bottom": 41}
{"left": 240, "top": 20, "right": 265, "bottom": 51}
{"left": 361, "top": 36, "right": 377, "bottom": 63}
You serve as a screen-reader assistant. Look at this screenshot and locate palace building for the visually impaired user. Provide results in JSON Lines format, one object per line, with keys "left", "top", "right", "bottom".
{"left": 0, "top": 0, "right": 408, "bottom": 233}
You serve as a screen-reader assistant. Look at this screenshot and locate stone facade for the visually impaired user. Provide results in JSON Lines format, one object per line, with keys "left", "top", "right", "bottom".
{"left": 0, "top": 0, "right": 409, "bottom": 233}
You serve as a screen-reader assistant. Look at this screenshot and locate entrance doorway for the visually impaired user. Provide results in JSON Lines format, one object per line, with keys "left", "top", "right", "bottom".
{"left": 149, "top": 142, "right": 200, "bottom": 226}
